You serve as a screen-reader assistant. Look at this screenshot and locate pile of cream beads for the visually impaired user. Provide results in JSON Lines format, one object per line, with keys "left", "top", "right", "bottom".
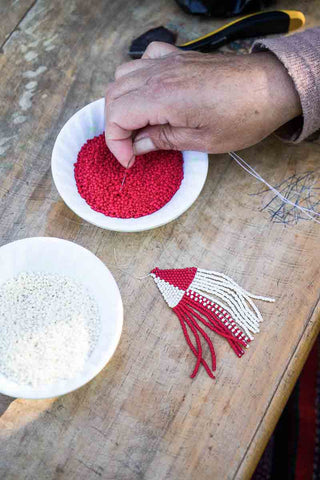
{"left": 0, "top": 272, "right": 100, "bottom": 387}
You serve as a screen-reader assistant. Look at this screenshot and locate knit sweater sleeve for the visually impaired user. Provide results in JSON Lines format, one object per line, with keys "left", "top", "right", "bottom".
{"left": 252, "top": 27, "right": 320, "bottom": 142}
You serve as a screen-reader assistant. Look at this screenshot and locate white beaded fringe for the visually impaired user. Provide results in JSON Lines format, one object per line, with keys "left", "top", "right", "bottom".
{"left": 189, "top": 269, "right": 275, "bottom": 340}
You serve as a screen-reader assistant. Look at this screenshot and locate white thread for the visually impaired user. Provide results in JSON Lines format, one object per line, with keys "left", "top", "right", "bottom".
{"left": 113, "top": 247, "right": 149, "bottom": 280}
{"left": 229, "top": 151, "right": 320, "bottom": 225}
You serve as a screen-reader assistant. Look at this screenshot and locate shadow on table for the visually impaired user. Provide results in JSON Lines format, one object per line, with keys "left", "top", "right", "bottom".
{"left": 0, "top": 394, "right": 14, "bottom": 416}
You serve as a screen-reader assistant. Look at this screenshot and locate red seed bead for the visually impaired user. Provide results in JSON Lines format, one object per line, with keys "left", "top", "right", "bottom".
{"left": 74, "top": 133, "right": 184, "bottom": 218}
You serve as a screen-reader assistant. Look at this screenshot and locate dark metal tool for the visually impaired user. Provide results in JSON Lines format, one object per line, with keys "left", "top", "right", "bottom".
{"left": 128, "top": 10, "right": 305, "bottom": 59}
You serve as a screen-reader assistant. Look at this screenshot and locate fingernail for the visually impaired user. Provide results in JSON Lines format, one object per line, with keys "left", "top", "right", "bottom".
{"left": 133, "top": 137, "right": 155, "bottom": 155}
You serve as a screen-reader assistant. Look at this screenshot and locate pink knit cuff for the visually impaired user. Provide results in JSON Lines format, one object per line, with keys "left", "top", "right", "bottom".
{"left": 252, "top": 28, "right": 320, "bottom": 142}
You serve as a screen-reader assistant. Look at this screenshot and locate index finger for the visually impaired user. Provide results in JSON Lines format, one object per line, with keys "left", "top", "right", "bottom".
{"left": 104, "top": 112, "right": 134, "bottom": 167}
{"left": 105, "top": 92, "right": 158, "bottom": 167}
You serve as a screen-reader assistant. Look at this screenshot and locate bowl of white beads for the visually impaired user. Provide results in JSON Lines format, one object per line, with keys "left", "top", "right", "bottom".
{"left": 0, "top": 237, "right": 123, "bottom": 399}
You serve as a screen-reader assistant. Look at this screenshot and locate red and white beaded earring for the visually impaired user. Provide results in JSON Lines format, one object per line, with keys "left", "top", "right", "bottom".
{"left": 150, "top": 267, "right": 274, "bottom": 379}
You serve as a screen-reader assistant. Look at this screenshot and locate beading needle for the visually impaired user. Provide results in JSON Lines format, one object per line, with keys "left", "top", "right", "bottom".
{"left": 119, "top": 154, "right": 135, "bottom": 192}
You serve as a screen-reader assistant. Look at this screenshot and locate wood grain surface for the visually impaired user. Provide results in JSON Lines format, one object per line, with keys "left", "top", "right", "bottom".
{"left": 0, "top": 1, "right": 319, "bottom": 479}
{"left": 0, "top": 0, "right": 35, "bottom": 47}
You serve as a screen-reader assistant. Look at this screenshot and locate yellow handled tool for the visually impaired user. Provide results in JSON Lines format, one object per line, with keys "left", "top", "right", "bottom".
{"left": 180, "top": 10, "right": 305, "bottom": 52}
{"left": 129, "top": 10, "right": 305, "bottom": 58}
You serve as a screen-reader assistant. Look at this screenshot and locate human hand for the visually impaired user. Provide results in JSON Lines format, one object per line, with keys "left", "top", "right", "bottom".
{"left": 105, "top": 42, "right": 301, "bottom": 167}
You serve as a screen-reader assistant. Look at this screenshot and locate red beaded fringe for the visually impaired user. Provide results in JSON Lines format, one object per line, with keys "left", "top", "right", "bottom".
{"left": 173, "top": 292, "right": 250, "bottom": 379}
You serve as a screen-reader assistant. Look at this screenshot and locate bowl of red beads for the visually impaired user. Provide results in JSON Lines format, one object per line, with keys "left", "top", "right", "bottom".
{"left": 51, "top": 98, "right": 208, "bottom": 232}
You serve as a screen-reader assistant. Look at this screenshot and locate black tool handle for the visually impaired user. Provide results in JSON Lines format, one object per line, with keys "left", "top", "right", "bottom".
{"left": 179, "top": 10, "right": 304, "bottom": 52}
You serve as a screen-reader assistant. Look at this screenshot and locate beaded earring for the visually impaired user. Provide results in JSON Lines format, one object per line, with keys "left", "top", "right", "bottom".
{"left": 150, "top": 267, "right": 274, "bottom": 378}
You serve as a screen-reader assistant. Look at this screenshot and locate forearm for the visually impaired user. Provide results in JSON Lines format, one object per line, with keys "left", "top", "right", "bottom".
{"left": 252, "top": 27, "right": 320, "bottom": 142}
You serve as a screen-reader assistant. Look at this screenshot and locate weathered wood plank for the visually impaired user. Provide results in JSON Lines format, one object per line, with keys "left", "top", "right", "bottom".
{"left": 0, "top": 0, "right": 319, "bottom": 479}
{"left": 0, "top": 0, "right": 36, "bottom": 47}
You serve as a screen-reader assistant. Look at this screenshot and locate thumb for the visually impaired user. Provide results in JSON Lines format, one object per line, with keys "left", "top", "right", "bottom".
{"left": 133, "top": 125, "right": 185, "bottom": 155}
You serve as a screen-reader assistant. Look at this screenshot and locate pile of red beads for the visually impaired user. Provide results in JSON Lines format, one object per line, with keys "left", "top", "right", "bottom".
{"left": 74, "top": 133, "right": 184, "bottom": 218}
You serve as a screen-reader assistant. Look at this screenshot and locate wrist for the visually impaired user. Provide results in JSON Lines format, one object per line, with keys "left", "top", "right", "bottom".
{"left": 254, "top": 52, "right": 302, "bottom": 126}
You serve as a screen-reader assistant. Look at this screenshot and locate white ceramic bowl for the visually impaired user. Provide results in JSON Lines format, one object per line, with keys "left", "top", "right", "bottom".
{"left": 51, "top": 98, "right": 208, "bottom": 232}
{"left": 0, "top": 237, "right": 123, "bottom": 399}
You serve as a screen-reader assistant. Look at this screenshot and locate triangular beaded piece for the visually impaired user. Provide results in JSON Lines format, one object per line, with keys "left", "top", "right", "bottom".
{"left": 150, "top": 267, "right": 274, "bottom": 378}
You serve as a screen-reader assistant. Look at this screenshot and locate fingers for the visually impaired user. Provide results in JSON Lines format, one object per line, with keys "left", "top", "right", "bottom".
{"left": 115, "top": 42, "right": 179, "bottom": 80}
{"left": 133, "top": 124, "right": 205, "bottom": 154}
{"left": 142, "top": 41, "right": 179, "bottom": 59}
{"left": 106, "top": 42, "right": 182, "bottom": 165}
{"left": 106, "top": 74, "right": 142, "bottom": 103}
{"left": 114, "top": 42, "right": 179, "bottom": 80}
{"left": 105, "top": 93, "right": 162, "bottom": 167}
{"left": 108, "top": 61, "right": 157, "bottom": 103}
{"left": 105, "top": 120, "right": 135, "bottom": 168}
{"left": 115, "top": 59, "right": 151, "bottom": 80}
{"left": 105, "top": 79, "right": 148, "bottom": 166}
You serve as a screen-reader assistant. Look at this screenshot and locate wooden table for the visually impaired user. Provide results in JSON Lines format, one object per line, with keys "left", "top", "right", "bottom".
{"left": 0, "top": 1, "right": 319, "bottom": 479}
